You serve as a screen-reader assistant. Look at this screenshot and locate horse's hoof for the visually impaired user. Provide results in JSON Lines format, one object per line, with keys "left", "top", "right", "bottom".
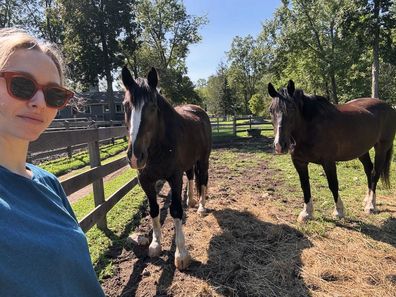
{"left": 197, "top": 205, "right": 207, "bottom": 216}
{"left": 364, "top": 206, "right": 378, "bottom": 214}
{"left": 174, "top": 251, "right": 191, "bottom": 270}
{"left": 332, "top": 210, "right": 344, "bottom": 220}
{"left": 148, "top": 242, "right": 162, "bottom": 257}
{"left": 297, "top": 211, "right": 312, "bottom": 223}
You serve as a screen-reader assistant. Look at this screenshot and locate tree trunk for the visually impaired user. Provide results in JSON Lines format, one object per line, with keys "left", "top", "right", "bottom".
{"left": 330, "top": 71, "right": 338, "bottom": 104}
{"left": 98, "top": 9, "right": 115, "bottom": 120}
{"left": 371, "top": 0, "right": 380, "bottom": 98}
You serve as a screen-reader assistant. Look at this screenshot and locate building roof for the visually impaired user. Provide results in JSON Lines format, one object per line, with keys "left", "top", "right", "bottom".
{"left": 75, "top": 91, "right": 124, "bottom": 105}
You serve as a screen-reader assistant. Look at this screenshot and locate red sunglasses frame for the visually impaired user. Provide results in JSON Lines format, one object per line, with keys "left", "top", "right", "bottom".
{"left": 0, "top": 71, "right": 74, "bottom": 109}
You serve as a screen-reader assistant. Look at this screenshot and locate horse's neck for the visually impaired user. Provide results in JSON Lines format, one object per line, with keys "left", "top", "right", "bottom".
{"left": 152, "top": 96, "right": 181, "bottom": 148}
{"left": 291, "top": 113, "right": 308, "bottom": 143}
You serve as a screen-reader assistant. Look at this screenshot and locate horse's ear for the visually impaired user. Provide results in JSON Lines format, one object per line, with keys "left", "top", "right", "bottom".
{"left": 122, "top": 66, "right": 136, "bottom": 90}
{"left": 287, "top": 80, "right": 295, "bottom": 96}
{"left": 147, "top": 67, "right": 158, "bottom": 89}
{"left": 268, "top": 83, "right": 278, "bottom": 98}
{"left": 294, "top": 89, "right": 304, "bottom": 110}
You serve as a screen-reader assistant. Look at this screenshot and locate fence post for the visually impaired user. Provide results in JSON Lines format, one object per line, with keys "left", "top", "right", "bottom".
{"left": 217, "top": 117, "right": 220, "bottom": 134}
{"left": 88, "top": 134, "right": 107, "bottom": 230}
{"left": 233, "top": 116, "right": 236, "bottom": 137}
{"left": 110, "top": 120, "right": 115, "bottom": 145}
{"left": 64, "top": 121, "right": 73, "bottom": 158}
{"left": 249, "top": 115, "right": 252, "bottom": 130}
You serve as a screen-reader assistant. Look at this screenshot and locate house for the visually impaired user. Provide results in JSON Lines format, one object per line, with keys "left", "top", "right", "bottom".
{"left": 57, "top": 91, "right": 125, "bottom": 122}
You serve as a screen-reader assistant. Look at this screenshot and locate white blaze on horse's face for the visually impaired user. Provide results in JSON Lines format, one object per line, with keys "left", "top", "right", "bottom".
{"left": 274, "top": 111, "right": 283, "bottom": 154}
{"left": 129, "top": 102, "right": 145, "bottom": 149}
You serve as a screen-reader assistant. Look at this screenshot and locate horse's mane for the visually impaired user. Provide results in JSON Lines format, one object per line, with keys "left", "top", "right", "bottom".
{"left": 294, "top": 89, "right": 337, "bottom": 121}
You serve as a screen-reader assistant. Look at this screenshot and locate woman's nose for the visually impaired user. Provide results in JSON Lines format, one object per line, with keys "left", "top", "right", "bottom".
{"left": 28, "top": 89, "right": 46, "bottom": 109}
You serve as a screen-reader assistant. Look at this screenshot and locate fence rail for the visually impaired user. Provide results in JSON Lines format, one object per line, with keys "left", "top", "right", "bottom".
{"left": 29, "top": 126, "right": 134, "bottom": 233}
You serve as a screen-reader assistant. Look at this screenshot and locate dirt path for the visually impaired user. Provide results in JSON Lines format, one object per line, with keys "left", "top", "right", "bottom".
{"left": 100, "top": 138, "right": 396, "bottom": 297}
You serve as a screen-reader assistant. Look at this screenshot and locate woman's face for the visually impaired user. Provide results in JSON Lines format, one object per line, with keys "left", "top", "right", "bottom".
{"left": 0, "top": 49, "right": 60, "bottom": 142}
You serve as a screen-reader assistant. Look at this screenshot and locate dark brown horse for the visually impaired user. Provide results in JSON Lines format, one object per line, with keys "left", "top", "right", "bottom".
{"left": 268, "top": 80, "right": 396, "bottom": 222}
{"left": 121, "top": 66, "right": 212, "bottom": 269}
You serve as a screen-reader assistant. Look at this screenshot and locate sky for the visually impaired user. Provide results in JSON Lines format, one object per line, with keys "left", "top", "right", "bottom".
{"left": 183, "top": 0, "right": 282, "bottom": 83}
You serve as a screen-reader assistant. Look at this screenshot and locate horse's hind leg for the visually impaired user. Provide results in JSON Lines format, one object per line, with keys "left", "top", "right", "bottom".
{"left": 168, "top": 172, "right": 191, "bottom": 270}
{"left": 195, "top": 159, "right": 209, "bottom": 215}
{"left": 322, "top": 162, "right": 344, "bottom": 219}
{"left": 365, "top": 142, "right": 392, "bottom": 213}
{"left": 185, "top": 168, "right": 196, "bottom": 207}
{"left": 358, "top": 152, "right": 373, "bottom": 208}
{"left": 140, "top": 179, "right": 162, "bottom": 257}
{"left": 292, "top": 159, "right": 313, "bottom": 222}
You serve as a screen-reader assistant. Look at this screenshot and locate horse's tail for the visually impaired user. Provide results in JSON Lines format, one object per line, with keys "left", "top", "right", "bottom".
{"left": 194, "top": 162, "right": 202, "bottom": 197}
{"left": 194, "top": 159, "right": 209, "bottom": 197}
{"left": 381, "top": 146, "right": 393, "bottom": 189}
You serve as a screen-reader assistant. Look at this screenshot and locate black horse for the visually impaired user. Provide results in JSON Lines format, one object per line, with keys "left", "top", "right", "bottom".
{"left": 122, "top": 66, "right": 212, "bottom": 269}
{"left": 268, "top": 80, "right": 396, "bottom": 222}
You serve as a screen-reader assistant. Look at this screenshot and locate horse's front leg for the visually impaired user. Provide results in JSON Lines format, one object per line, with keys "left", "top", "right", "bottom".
{"left": 140, "top": 178, "right": 162, "bottom": 257}
{"left": 322, "top": 162, "right": 344, "bottom": 219}
{"left": 168, "top": 172, "right": 191, "bottom": 270}
{"left": 292, "top": 158, "right": 313, "bottom": 222}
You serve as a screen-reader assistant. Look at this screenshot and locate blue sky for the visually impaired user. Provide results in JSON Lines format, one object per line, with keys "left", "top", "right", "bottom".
{"left": 183, "top": 0, "right": 282, "bottom": 83}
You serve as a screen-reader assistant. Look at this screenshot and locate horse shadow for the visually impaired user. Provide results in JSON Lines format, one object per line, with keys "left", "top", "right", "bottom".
{"left": 120, "top": 206, "right": 313, "bottom": 297}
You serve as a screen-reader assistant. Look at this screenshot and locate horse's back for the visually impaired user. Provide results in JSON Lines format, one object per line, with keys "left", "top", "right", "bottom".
{"left": 301, "top": 98, "right": 396, "bottom": 162}
{"left": 340, "top": 98, "right": 396, "bottom": 138}
{"left": 174, "top": 104, "right": 212, "bottom": 166}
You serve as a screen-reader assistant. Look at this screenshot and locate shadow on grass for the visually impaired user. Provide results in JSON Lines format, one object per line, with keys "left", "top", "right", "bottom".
{"left": 326, "top": 217, "right": 396, "bottom": 248}
{"left": 92, "top": 198, "right": 148, "bottom": 279}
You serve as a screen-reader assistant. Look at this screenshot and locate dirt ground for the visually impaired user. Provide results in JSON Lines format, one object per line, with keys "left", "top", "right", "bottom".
{"left": 101, "top": 137, "right": 396, "bottom": 297}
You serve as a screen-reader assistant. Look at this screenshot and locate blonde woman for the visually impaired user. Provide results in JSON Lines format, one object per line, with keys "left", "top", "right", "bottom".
{"left": 0, "top": 28, "right": 105, "bottom": 296}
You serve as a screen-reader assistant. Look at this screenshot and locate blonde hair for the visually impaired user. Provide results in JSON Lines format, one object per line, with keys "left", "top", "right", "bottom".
{"left": 0, "top": 28, "right": 66, "bottom": 85}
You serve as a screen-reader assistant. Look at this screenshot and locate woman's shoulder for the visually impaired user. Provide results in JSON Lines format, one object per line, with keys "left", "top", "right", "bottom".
{"left": 26, "top": 163, "right": 57, "bottom": 180}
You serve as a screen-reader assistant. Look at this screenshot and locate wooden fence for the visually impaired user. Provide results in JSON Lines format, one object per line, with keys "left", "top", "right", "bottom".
{"left": 29, "top": 127, "right": 136, "bottom": 233}
{"left": 210, "top": 115, "right": 272, "bottom": 137}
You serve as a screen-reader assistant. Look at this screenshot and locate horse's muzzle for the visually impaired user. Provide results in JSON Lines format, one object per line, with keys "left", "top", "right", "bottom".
{"left": 128, "top": 151, "right": 147, "bottom": 169}
{"left": 274, "top": 142, "right": 289, "bottom": 154}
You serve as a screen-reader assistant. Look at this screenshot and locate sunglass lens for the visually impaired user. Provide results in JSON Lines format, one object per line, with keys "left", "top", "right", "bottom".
{"left": 44, "top": 87, "right": 69, "bottom": 108}
{"left": 10, "top": 76, "right": 36, "bottom": 100}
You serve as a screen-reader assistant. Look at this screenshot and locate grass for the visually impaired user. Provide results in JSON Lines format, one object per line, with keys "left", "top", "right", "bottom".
{"left": 38, "top": 138, "right": 128, "bottom": 177}
{"left": 71, "top": 166, "right": 147, "bottom": 280}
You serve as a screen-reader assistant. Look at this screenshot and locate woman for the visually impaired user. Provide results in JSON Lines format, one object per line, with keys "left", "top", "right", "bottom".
{"left": 0, "top": 28, "right": 105, "bottom": 296}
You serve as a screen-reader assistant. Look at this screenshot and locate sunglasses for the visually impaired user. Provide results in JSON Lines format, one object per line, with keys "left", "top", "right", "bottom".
{"left": 0, "top": 71, "right": 74, "bottom": 109}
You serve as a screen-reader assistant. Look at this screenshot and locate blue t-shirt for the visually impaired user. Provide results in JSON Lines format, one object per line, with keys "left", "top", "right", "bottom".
{"left": 0, "top": 164, "right": 105, "bottom": 297}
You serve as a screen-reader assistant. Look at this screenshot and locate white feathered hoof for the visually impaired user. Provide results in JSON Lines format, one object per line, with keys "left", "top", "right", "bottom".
{"left": 333, "top": 199, "right": 344, "bottom": 219}
{"left": 332, "top": 208, "right": 344, "bottom": 219}
{"left": 297, "top": 210, "right": 313, "bottom": 223}
{"left": 148, "top": 242, "right": 162, "bottom": 258}
{"left": 197, "top": 205, "right": 207, "bottom": 216}
{"left": 364, "top": 204, "right": 378, "bottom": 214}
{"left": 174, "top": 250, "right": 191, "bottom": 270}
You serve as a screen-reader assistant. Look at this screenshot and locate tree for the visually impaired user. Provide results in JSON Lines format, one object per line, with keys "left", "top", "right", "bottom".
{"left": 60, "top": 0, "right": 140, "bottom": 119}
{"left": 345, "top": 0, "right": 396, "bottom": 98}
{"left": 227, "top": 35, "right": 265, "bottom": 113}
{"left": 249, "top": 93, "right": 265, "bottom": 116}
{"left": 135, "top": 0, "right": 207, "bottom": 102}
